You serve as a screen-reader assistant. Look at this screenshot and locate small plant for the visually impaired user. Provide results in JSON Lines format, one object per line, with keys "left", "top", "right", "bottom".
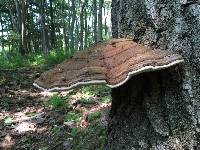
{"left": 71, "top": 127, "right": 79, "bottom": 137}
{"left": 87, "top": 111, "right": 101, "bottom": 123}
{"left": 77, "top": 97, "right": 96, "bottom": 105}
{"left": 100, "top": 95, "right": 111, "bottom": 103}
{"left": 64, "top": 110, "right": 81, "bottom": 122}
{"left": 51, "top": 125, "right": 60, "bottom": 134}
{"left": 48, "top": 94, "right": 68, "bottom": 111}
{"left": 4, "top": 116, "right": 13, "bottom": 126}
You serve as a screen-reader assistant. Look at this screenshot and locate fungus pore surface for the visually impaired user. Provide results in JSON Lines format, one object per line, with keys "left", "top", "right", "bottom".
{"left": 33, "top": 38, "right": 184, "bottom": 91}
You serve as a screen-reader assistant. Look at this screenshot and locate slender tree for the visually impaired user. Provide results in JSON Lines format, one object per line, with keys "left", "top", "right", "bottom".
{"left": 40, "top": 0, "right": 48, "bottom": 56}
{"left": 49, "top": 0, "right": 56, "bottom": 49}
{"left": 98, "top": 0, "right": 103, "bottom": 41}
{"left": 93, "top": 0, "right": 97, "bottom": 42}
{"left": 21, "top": 0, "right": 27, "bottom": 54}
{"left": 0, "top": 12, "right": 5, "bottom": 55}
{"left": 70, "top": 0, "right": 76, "bottom": 52}
{"left": 79, "top": 0, "right": 86, "bottom": 50}
{"left": 84, "top": 0, "right": 88, "bottom": 48}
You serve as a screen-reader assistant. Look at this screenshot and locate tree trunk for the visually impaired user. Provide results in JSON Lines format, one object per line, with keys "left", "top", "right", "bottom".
{"left": 40, "top": 0, "right": 48, "bottom": 56}
{"left": 21, "top": 0, "right": 27, "bottom": 55}
{"left": 15, "top": 0, "right": 23, "bottom": 54}
{"left": 70, "top": 0, "right": 76, "bottom": 52}
{"left": 98, "top": 0, "right": 103, "bottom": 41}
{"left": 84, "top": 0, "right": 88, "bottom": 48}
{"left": 93, "top": 0, "right": 97, "bottom": 42}
{"left": 79, "top": 1, "right": 85, "bottom": 50}
{"left": 49, "top": 0, "right": 56, "bottom": 49}
{"left": 0, "top": 12, "right": 5, "bottom": 55}
{"left": 62, "top": 0, "right": 67, "bottom": 52}
{"left": 107, "top": 0, "right": 200, "bottom": 149}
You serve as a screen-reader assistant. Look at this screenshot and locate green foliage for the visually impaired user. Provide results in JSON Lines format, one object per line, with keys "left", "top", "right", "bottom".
{"left": 45, "top": 49, "right": 67, "bottom": 66}
{"left": 64, "top": 110, "right": 81, "bottom": 122}
{"left": 101, "top": 95, "right": 111, "bottom": 103}
{"left": 71, "top": 127, "right": 79, "bottom": 137}
{"left": 0, "top": 49, "right": 71, "bottom": 69}
{"left": 87, "top": 111, "right": 101, "bottom": 123}
{"left": 39, "top": 147, "right": 48, "bottom": 150}
{"left": 51, "top": 125, "right": 61, "bottom": 134}
{"left": 4, "top": 116, "right": 13, "bottom": 125}
{"left": 48, "top": 94, "right": 68, "bottom": 111}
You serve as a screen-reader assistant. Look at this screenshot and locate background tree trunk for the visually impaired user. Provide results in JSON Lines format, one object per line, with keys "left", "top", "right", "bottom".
{"left": 79, "top": 0, "right": 85, "bottom": 50}
{"left": 0, "top": 12, "right": 5, "bottom": 55}
{"left": 15, "top": 0, "right": 23, "bottom": 54}
{"left": 40, "top": 0, "right": 48, "bottom": 56}
{"left": 107, "top": 0, "right": 200, "bottom": 149}
{"left": 98, "top": 0, "right": 103, "bottom": 41}
{"left": 49, "top": 0, "right": 56, "bottom": 49}
{"left": 84, "top": 0, "right": 88, "bottom": 48}
{"left": 93, "top": 0, "right": 97, "bottom": 42}
{"left": 70, "top": 0, "right": 76, "bottom": 52}
{"left": 21, "top": 0, "right": 27, "bottom": 55}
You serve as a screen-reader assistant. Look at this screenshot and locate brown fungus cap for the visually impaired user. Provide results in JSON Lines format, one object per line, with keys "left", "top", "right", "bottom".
{"left": 33, "top": 38, "right": 184, "bottom": 91}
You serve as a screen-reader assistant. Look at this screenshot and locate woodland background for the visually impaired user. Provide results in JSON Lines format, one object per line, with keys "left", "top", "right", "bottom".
{"left": 0, "top": 0, "right": 111, "bottom": 67}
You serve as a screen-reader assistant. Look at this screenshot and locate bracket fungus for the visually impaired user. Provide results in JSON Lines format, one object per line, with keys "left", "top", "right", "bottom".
{"left": 33, "top": 38, "right": 184, "bottom": 91}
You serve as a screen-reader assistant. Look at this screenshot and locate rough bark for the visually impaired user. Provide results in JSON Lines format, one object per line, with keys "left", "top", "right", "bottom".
{"left": 107, "top": 0, "right": 200, "bottom": 149}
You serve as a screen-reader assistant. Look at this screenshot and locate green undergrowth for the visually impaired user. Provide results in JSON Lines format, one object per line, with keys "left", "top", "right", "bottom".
{"left": 0, "top": 49, "right": 72, "bottom": 69}
{"left": 48, "top": 94, "right": 69, "bottom": 111}
{"left": 87, "top": 111, "right": 102, "bottom": 123}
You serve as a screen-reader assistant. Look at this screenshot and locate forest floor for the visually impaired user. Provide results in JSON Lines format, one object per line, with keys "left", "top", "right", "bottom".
{"left": 0, "top": 67, "right": 111, "bottom": 150}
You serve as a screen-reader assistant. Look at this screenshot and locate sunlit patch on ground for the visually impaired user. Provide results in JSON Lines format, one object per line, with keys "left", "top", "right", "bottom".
{"left": 0, "top": 67, "right": 111, "bottom": 149}
{"left": 0, "top": 134, "right": 15, "bottom": 149}
{"left": 15, "top": 122, "right": 36, "bottom": 133}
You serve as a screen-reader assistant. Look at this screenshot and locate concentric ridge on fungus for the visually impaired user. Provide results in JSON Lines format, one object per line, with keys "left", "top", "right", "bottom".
{"left": 33, "top": 38, "right": 184, "bottom": 91}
